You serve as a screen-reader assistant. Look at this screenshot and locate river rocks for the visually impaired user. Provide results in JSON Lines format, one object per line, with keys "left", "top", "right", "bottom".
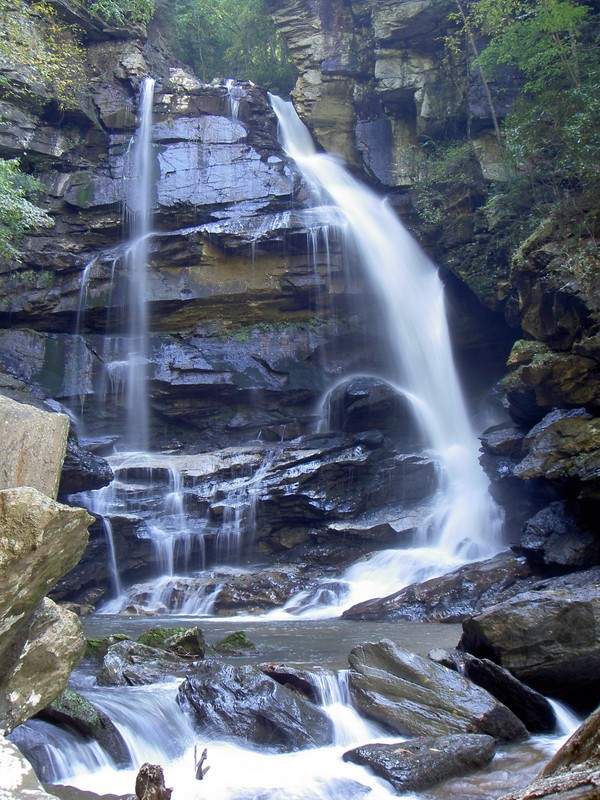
{"left": 97, "top": 641, "right": 188, "bottom": 687}
{"left": 428, "top": 649, "right": 556, "bottom": 733}
{"left": 498, "top": 706, "right": 600, "bottom": 800}
{"left": 0, "top": 395, "right": 69, "bottom": 500}
{"left": 58, "top": 436, "right": 114, "bottom": 497}
{"left": 347, "top": 639, "right": 527, "bottom": 741}
{"left": 0, "top": 734, "right": 60, "bottom": 800}
{"left": 343, "top": 734, "right": 496, "bottom": 793}
{"left": 178, "top": 660, "right": 333, "bottom": 751}
{"left": 342, "top": 552, "right": 532, "bottom": 622}
{"left": 459, "top": 567, "right": 600, "bottom": 708}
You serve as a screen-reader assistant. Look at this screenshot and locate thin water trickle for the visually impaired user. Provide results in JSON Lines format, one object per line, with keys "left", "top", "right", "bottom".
{"left": 122, "top": 77, "right": 155, "bottom": 453}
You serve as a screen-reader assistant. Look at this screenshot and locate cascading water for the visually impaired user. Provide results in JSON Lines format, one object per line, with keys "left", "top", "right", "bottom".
{"left": 269, "top": 95, "right": 504, "bottom": 609}
{"left": 122, "top": 76, "right": 155, "bottom": 453}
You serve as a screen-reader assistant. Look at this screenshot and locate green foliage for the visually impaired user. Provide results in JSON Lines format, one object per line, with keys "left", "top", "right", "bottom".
{"left": 87, "top": 0, "right": 155, "bottom": 25}
{"left": 0, "top": 0, "right": 88, "bottom": 106}
{"left": 0, "top": 159, "right": 53, "bottom": 260}
{"left": 156, "top": 0, "right": 296, "bottom": 94}
{"left": 413, "top": 141, "right": 481, "bottom": 224}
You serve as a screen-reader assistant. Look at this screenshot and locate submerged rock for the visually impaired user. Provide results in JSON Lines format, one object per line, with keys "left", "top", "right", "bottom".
{"left": 178, "top": 660, "right": 333, "bottom": 751}
{"left": 343, "top": 734, "right": 496, "bottom": 792}
{"left": 347, "top": 639, "right": 527, "bottom": 741}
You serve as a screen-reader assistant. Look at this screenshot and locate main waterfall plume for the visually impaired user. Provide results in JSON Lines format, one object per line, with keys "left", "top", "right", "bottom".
{"left": 270, "top": 95, "right": 503, "bottom": 560}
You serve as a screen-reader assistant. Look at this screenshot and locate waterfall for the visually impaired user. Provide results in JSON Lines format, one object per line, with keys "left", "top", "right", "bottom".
{"left": 269, "top": 95, "right": 503, "bottom": 561}
{"left": 122, "top": 77, "right": 155, "bottom": 453}
{"left": 311, "top": 669, "right": 386, "bottom": 746}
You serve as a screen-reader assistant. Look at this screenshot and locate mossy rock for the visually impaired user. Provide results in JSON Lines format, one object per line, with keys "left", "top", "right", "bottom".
{"left": 213, "top": 631, "right": 257, "bottom": 655}
{"left": 39, "top": 688, "right": 130, "bottom": 767}
{"left": 85, "top": 633, "right": 130, "bottom": 660}
{"left": 164, "top": 626, "right": 207, "bottom": 659}
{"left": 137, "top": 626, "right": 186, "bottom": 650}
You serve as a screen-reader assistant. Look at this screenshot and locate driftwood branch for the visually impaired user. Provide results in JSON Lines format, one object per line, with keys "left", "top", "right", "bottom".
{"left": 194, "top": 745, "right": 211, "bottom": 780}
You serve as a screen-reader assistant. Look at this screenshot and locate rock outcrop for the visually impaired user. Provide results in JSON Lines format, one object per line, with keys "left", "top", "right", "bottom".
{"left": 459, "top": 568, "right": 600, "bottom": 709}
{"left": 0, "top": 734, "right": 60, "bottom": 800}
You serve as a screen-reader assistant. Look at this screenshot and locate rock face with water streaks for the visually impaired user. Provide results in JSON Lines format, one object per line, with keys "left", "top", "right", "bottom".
{"left": 347, "top": 639, "right": 527, "bottom": 741}
{"left": 178, "top": 660, "right": 333, "bottom": 751}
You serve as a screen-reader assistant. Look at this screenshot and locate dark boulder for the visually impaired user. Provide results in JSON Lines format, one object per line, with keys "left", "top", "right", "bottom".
{"left": 347, "top": 639, "right": 527, "bottom": 741}
{"left": 37, "top": 688, "right": 130, "bottom": 767}
{"left": 177, "top": 660, "right": 333, "bottom": 751}
{"left": 519, "top": 501, "right": 600, "bottom": 573}
{"left": 428, "top": 649, "right": 556, "bottom": 733}
{"left": 342, "top": 552, "right": 532, "bottom": 622}
{"left": 343, "top": 734, "right": 496, "bottom": 792}
{"left": 459, "top": 567, "right": 600, "bottom": 709}
{"left": 58, "top": 436, "right": 114, "bottom": 497}
{"left": 498, "top": 706, "right": 600, "bottom": 800}
{"left": 326, "top": 377, "right": 423, "bottom": 448}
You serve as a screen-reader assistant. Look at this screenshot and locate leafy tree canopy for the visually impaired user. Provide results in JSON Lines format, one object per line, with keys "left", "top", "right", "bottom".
{"left": 156, "top": 0, "right": 296, "bottom": 95}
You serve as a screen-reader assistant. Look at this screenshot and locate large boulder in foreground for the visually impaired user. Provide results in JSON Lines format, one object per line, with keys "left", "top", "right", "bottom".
{"left": 0, "top": 488, "right": 91, "bottom": 656}
{"left": 178, "top": 660, "right": 333, "bottom": 751}
{"left": 0, "top": 487, "right": 91, "bottom": 732}
{"left": 0, "top": 598, "right": 86, "bottom": 732}
{"left": 343, "top": 734, "right": 496, "bottom": 793}
{"left": 0, "top": 394, "right": 69, "bottom": 500}
{"left": 347, "top": 640, "right": 527, "bottom": 741}
{"left": 498, "top": 706, "right": 600, "bottom": 800}
{"left": 459, "top": 568, "right": 600, "bottom": 708}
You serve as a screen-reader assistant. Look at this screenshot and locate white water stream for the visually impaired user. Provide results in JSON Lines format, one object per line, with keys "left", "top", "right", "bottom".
{"left": 122, "top": 76, "right": 155, "bottom": 453}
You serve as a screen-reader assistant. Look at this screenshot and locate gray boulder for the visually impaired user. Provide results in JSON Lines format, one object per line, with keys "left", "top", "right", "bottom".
{"left": 178, "top": 660, "right": 333, "bottom": 751}
{"left": 342, "top": 552, "right": 532, "bottom": 622}
{"left": 519, "top": 501, "right": 600, "bottom": 572}
{"left": 348, "top": 639, "right": 527, "bottom": 741}
{"left": 459, "top": 568, "right": 600, "bottom": 707}
{"left": 97, "top": 641, "right": 187, "bottom": 687}
{"left": 343, "top": 734, "right": 496, "bottom": 792}
{"left": 428, "top": 648, "right": 556, "bottom": 733}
